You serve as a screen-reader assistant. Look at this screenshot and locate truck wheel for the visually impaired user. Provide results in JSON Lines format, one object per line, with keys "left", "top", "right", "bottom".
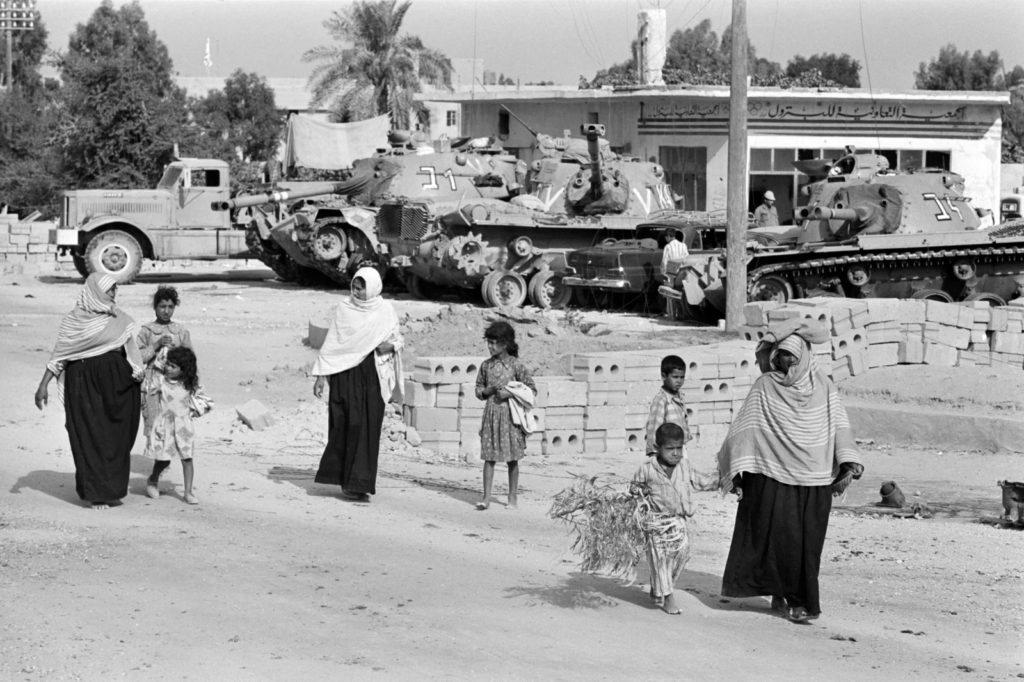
{"left": 71, "top": 254, "right": 90, "bottom": 278}
{"left": 528, "top": 270, "right": 570, "bottom": 309}
{"left": 84, "top": 230, "right": 143, "bottom": 284}
{"left": 484, "top": 271, "right": 527, "bottom": 308}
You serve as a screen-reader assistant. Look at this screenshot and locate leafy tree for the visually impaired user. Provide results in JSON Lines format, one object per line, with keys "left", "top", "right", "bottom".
{"left": 914, "top": 44, "right": 1002, "bottom": 90}
{"left": 54, "top": 0, "right": 187, "bottom": 188}
{"left": 0, "top": 90, "right": 62, "bottom": 216}
{"left": 191, "top": 70, "right": 282, "bottom": 162}
{"left": 303, "top": 0, "right": 452, "bottom": 130}
{"left": 786, "top": 53, "right": 860, "bottom": 87}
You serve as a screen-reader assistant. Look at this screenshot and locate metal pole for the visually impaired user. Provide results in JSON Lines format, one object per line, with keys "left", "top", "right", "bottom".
{"left": 4, "top": 27, "right": 12, "bottom": 90}
{"left": 725, "top": 0, "right": 749, "bottom": 331}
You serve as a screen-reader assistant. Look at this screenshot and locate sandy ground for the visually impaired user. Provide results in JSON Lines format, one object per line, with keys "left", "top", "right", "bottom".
{"left": 1, "top": 262, "right": 1022, "bottom": 681}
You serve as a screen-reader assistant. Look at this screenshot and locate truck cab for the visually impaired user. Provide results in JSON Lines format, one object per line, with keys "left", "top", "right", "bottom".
{"left": 55, "top": 158, "right": 251, "bottom": 283}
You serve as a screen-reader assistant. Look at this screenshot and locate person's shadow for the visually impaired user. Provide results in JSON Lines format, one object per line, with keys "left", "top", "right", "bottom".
{"left": 265, "top": 464, "right": 486, "bottom": 507}
{"left": 505, "top": 568, "right": 780, "bottom": 617}
{"left": 9, "top": 453, "right": 172, "bottom": 506}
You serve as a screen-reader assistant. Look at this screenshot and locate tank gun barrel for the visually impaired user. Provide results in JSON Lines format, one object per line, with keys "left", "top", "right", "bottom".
{"left": 581, "top": 123, "right": 606, "bottom": 200}
{"left": 499, "top": 105, "right": 540, "bottom": 138}
{"left": 811, "top": 205, "right": 871, "bottom": 222}
{"left": 213, "top": 172, "right": 377, "bottom": 211}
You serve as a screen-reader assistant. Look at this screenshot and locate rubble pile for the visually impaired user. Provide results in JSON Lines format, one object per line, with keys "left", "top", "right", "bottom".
{"left": 402, "top": 297, "right": 1024, "bottom": 460}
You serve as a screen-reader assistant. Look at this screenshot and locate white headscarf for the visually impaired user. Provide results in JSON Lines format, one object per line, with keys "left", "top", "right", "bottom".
{"left": 311, "top": 267, "right": 400, "bottom": 383}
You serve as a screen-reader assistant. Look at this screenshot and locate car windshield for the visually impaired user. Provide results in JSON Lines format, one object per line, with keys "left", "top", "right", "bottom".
{"left": 157, "top": 165, "right": 183, "bottom": 190}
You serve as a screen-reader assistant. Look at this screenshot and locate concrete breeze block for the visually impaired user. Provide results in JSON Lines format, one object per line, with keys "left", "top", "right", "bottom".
{"left": 571, "top": 354, "right": 625, "bottom": 382}
{"left": 541, "top": 430, "right": 584, "bottom": 456}
{"left": 435, "top": 383, "right": 461, "bottom": 409}
{"left": 924, "top": 300, "right": 960, "bottom": 326}
{"left": 831, "top": 329, "right": 867, "bottom": 359}
{"left": 236, "top": 399, "right": 274, "bottom": 431}
{"left": 898, "top": 337, "right": 924, "bottom": 364}
{"left": 625, "top": 429, "right": 645, "bottom": 451}
{"left": 866, "top": 298, "right": 899, "bottom": 324}
{"left": 543, "top": 378, "right": 588, "bottom": 407}
{"left": 412, "top": 356, "right": 481, "bottom": 384}
{"left": 408, "top": 407, "right": 459, "bottom": 432}
{"left": 896, "top": 300, "right": 927, "bottom": 324}
{"left": 587, "top": 381, "right": 631, "bottom": 406}
{"left": 403, "top": 380, "right": 437, "bottom": 408}
{"left": 544, "top": 406, "right": 585, "bottom": 430}
{"left": 584, "top": 405, "right": 627, "bottom": 430}
{"left": 923, "top": 342, "right": 958, "bottom": 367}
{"left": 927, "top": 324, "right": 971, "bottom": 350}
{"left": 866, "top": 342, "right": 900, "bottom": 368}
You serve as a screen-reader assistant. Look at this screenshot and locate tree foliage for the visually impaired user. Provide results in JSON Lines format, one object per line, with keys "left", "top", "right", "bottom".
{"left": 786, "top": 53, "right": 860, "bottom": 87}
{"left": 303, "top": 0, "right": 452, "bottom": 129}
{"left": 189, "top": 70, "right": 282, "bottom": 162}
{"left": 914, "top": 44, "right": 1002, "bottom": 90}
{"left": 54, "top": 0, "right": 187, "bottom": 188}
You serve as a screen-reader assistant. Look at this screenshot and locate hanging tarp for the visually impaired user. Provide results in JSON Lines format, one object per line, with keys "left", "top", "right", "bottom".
{"left": 284, "top": 114, "right": 391, "bottom": 171}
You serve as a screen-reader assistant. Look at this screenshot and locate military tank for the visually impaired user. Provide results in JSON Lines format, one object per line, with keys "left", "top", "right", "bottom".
{"left": 659, "top": 149, "right": 1024, "bottom": 319}
{"left": 227, "top": 138, "right": 524, "bottom": 285}
{"left": 377, "top": 123, "right": 679, "bottom": 308}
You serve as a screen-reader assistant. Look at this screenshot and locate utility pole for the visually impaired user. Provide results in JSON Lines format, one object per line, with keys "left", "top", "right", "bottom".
{"left": 725, "top": 0, "right": 749, "bottom": 331}
{"left": 0, "top": 0, "right": 35, "bottom": 91}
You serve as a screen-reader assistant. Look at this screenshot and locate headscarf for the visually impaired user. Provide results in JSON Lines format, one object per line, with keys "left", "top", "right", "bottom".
{"left": 312, "top": 268, "right": 401, "bottom": 401}
{"left": 718, "top": 327, "right": 861, "bottom": 491}
{"left": 47, "top": 274, "right": 142, "bottom": 375}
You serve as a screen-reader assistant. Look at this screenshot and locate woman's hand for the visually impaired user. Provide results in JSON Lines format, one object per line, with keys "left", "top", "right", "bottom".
{"left": 158, "top": 334, "right": 174, "bottom": 348}
{"left": 494, "top": 387, "right": 511, "bottom": 401}
{"left": 375, "top": 341, "right": 394, "bottom": 354}
{"left": 34, "top": 383, "right": 48, "bottom": 410}
{"left": 313, "top": 376, "right": 327, "bottom": 399}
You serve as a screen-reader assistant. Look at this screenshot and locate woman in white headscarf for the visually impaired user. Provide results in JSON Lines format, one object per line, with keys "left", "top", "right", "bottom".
{"left": 34, "top": 274, "right": 144, "bottom": 509}
{"left": 312, "top": 267, "right": 402, "bottom": 502}
{"left": 718, "top": 319, "right": 863, "bottom": 623}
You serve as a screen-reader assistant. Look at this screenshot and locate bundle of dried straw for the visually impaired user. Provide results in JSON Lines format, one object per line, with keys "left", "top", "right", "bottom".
{"left": 549, "top": 475, "right": 690, "bottom": 580}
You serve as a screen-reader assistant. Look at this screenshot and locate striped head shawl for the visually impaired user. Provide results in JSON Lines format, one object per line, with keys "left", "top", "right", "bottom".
{"left": 48, "top": 274, "right": 141, "bottom": 374}
{"left": 718, "top": 332, "right": 861, "bottom": 491}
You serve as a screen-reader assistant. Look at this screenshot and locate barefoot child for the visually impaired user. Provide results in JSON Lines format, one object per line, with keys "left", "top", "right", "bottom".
{"left": 145, "top": 346, "right": 212, "bottom": 504}
{"left": 138, "top": 286, "right": 192, "bottom": 446}
{"left": 475, "top": 321, "right": 536, "bottom": 510}
{"left": 644, "top": 354, "right": 692, "bottom": 456}
{"left": 632, "top": 423, "right": 718, "bottom": 614}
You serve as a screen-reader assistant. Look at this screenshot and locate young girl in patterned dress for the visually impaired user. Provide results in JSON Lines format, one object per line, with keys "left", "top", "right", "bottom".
{"left": 145, "top": 346, "right": 212, "bottom": 504}
{"left": 138, "top": 286, "right": 192, "bottom": 449}
{"left": 474, "top": 321, "right": 535, "bottom": 510}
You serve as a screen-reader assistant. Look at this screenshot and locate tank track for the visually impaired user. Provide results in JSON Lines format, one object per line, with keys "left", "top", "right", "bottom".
{"left": 747, "top": 242, "right": 1024, "bottom": 301}
{"left": 245, "top": 226, "right": 298, "bottom": 282}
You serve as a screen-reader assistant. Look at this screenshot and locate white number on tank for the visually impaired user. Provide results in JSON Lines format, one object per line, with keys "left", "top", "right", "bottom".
{"left": 418, "top": 166, "right": 458, "bottom": 191}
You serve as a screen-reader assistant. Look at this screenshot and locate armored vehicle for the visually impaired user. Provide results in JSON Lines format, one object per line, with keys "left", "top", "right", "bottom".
{"left": 377, "top": 123, "right": 679, "bottom": 308}
{"left": 233, "top": 140, "right": 524, "bottom": 285}
{"left": 659, "top": 150, "right": 1024, "bottom": 318}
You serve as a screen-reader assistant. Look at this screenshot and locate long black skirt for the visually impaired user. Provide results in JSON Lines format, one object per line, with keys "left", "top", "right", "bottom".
{"left": 64, "top": 349, "right": 141, "bottom": 503}
{"left": 721, "top": 473, "right": 833, "bottom": 616}
{"left": 315, "top": 353, "right": 385, "bottom": 495}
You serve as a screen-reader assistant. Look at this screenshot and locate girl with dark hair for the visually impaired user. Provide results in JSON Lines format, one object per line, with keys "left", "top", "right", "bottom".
{"left": 474, "top": 321, "right": 535, "bottom": 510}
{"left": 145, "top": 346, "right": 212, "bottom": 505}
{"left": 138, "top": 286, "right": 192, "bottom": 447}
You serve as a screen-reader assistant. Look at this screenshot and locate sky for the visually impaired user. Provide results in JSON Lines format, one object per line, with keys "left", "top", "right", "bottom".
{"left": 37, "top": 0, "right": 1024, "bottom": 92}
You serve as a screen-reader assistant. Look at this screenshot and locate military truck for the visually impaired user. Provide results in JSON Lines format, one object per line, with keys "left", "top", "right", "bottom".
{"left": 52, "top": 157, "right": 347, "bottom": 284}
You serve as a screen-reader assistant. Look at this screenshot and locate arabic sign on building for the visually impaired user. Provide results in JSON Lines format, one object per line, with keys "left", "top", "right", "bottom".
{"left": 638, "top": 99, "right": 987, "bottom": 138}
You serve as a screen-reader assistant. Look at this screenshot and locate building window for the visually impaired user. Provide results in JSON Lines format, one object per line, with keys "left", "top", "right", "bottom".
{"left": 446, "top": 110, "right": 457, "bottom": 127}
{"left": 498, "top": 110, "right": 509, "bottom": 137}
{"left": 587, "top": 111, "right": 599, "bottom": 124}
{"left": 659, "top": 146, "right": 707, "bottom": 211}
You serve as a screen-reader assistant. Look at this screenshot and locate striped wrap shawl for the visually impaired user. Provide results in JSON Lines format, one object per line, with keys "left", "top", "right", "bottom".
{"left": 718, "top": 332, "right": 861, "bottom": 491}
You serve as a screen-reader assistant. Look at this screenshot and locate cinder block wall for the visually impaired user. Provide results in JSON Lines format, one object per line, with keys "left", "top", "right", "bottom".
{"left": 404, "top": 297, "right": 1024, "bottom": 461}
{"left": 0, "top": 214, "right": 70, "bottom": 273}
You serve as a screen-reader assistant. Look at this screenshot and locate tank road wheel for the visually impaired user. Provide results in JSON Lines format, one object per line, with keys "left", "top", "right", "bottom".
{"left": 484, "top": 271, "right": 528, "bottom": 308}
{"left": 84, "top": 230, "right": 143, "bottom": 284}
{"left": 749, "top": 274, "right": 793, "bottom": 304}
{"left": 527, "top": 270, "right": 571, "bottom": 309}
{"left": 965, "top": 292, "right": 1006, "bottom": 306}
{"left": 406, "top": 273, "right": 440, "bottom": 300}
{"left": 912, "top": 289, "right": 954, "bottom": 303}
{"left": 311, "top": 224, "right": 347, "bottom": 261}
{"left": 846, "top": 265, "right": 871, "bottom": 287}
{"left": 71, "top": 254, "right": 90, "bottom": 279}
{"left": 951, "top": 258, "right": 977, "bottom": 281}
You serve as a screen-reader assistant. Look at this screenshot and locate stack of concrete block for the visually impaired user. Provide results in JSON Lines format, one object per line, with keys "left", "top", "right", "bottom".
{"left": 0, "top": 213, "right": 61, "bottom": 267}
{"left": 403, "top": 298, "right": 1024, "bottom": 460}
{"left": 738, "top": 297, "right": 1024, "bottom": 377}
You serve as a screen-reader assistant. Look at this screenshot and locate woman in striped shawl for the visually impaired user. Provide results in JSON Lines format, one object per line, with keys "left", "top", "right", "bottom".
{"left": 34, "top": 274, "right": 143, "bottom": 509}
{"left": 718, "top": 319, "right": 863, "bottom": 623}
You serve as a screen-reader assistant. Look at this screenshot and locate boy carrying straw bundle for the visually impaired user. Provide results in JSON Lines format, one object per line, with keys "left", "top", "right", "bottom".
{"left": 549, "top": 423, "right": 718, "bottom": 615}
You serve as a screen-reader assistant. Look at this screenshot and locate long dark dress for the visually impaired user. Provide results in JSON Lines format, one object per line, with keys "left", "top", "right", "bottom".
{"left": 720, "top": 473, "right": 833, "bottom": 616}
{"left": 315, "top": 352, "right": 385, "bottom": 495}
{"left": 63, "top": 350, "right": 141, "bottom": 502}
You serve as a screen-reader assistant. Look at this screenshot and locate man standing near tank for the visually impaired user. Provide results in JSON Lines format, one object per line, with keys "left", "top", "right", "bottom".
{"left": 753, "top": 190, "right": 780, "bottom": 227}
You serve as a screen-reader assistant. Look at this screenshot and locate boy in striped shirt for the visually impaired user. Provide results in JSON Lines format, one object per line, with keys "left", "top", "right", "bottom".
{"left": 644, "top": 355, "right": 692, "bottom": 456}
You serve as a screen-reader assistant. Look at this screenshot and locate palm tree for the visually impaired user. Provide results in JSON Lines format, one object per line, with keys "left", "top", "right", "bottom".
{"left": 303, "top": 0, "right": 452, "bottom": 129}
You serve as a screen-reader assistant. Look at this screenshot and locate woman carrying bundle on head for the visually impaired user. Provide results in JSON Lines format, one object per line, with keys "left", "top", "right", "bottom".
{"left": 718, "top": 318, "right": 864, "bottom": 623}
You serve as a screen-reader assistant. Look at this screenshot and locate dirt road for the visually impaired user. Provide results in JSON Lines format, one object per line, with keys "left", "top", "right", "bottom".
{"left": 1, "top": 263, "right": 1021, "bottom": 680}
